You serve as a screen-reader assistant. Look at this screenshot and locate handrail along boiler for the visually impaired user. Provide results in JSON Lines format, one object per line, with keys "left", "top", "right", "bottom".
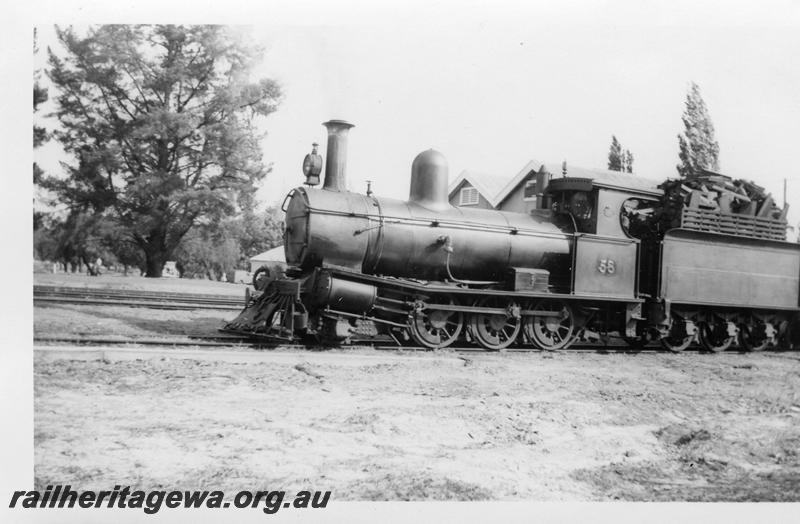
{"left": 224, "top": 120, "right": 800, "bottom": 352}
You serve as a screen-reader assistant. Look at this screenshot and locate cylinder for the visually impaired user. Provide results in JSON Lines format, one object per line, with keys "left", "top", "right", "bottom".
{"left": 322, "top": 120, "right": 355, "bottom": 191}
{"left": 314, "top": 272, "right": 377, "bottom": 314}
{"left": 409, "top": 149, "right": 450, "bottom": 211}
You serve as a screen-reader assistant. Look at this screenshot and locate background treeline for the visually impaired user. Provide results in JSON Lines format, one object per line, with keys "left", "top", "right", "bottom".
{"left": 34, "top": 205, "right": 284, "bottom": 280}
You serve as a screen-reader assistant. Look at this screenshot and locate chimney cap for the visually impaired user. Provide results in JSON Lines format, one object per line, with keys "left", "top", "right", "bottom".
{"left": 323, "top": 119, "right": 355, "bottom": 129}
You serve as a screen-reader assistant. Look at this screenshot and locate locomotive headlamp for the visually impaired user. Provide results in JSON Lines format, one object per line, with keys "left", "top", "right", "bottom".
{"left": 302, "top": 143, "right": 323, "bottom": 186}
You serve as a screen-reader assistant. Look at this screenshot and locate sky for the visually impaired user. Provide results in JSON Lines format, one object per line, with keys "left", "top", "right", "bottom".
{"left": 29, "top": 1, "right": 800, "bottom": 236}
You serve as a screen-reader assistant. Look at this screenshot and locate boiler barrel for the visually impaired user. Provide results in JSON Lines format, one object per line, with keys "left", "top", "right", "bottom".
{"left": 283, "top": 187, "right": 571, "bottom": 280}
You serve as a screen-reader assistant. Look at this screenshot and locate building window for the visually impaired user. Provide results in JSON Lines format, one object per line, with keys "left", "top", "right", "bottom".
{"left": 459, "top": 186, "right": 479, "bottom": 206}
{"left": 523, "top": 179, "right": 537, "bottom": 201}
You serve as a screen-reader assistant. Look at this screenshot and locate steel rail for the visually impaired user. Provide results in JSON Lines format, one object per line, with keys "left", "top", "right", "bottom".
{"left": 37, "top": 333, "right": 788, "bottom": 355}
{"left": 33, "top": 285, "right": 245, "bottom": 310}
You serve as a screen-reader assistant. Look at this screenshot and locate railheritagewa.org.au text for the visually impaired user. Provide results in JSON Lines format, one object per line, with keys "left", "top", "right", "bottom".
{"left": 9, "top": 485, "right": 331, "bottom": 514}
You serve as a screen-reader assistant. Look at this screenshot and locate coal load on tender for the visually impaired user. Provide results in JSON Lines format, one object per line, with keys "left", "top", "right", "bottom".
{"left": 654, "top": 168, "right": 789, "bottom": 241}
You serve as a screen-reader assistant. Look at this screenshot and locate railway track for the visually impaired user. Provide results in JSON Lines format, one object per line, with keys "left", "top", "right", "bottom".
{"left": 33, "top": 286, "right": 799, "bottom": 354}
{"left": 32, "top": 334, "right": 462, "bottom": 352}
{"left": 33, "top": 285, "right": 244, "bottom": 310}
{"left": 33, "top": 333, "right": 800, "bottom": 360}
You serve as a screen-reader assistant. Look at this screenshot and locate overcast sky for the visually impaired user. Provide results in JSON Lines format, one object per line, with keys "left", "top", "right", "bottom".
{"left": 29, "top": 1, "right": 800, "bottom": 232}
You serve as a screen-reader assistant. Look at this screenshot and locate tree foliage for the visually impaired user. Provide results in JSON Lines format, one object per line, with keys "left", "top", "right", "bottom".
{"left": 238, "top": 205, "right": 284, "bottom": 262}
{"left": 34, "top": 28, "right": 48, "bottom": 185}
{"left": 174, "top": 205, "right": 284, "bottom": 281}
{"left": 677, "top": 82, "right": 719, "bottom": 178}
{"left": 174, "top": 223, "right": 241, "bottom": 281}
{"left": 607, "top": 135, "right": 623, "bottom": 171}
{"left": 35, "top": 212, "right": 112, "bottom": 273}
{"left": 623, "top": 150, "right": 633, "bottom": 173}
{"left": 607, "top": 135, "right": 634, "bottom": 173}
{"left": 42, "top": 25, "right": 282, "bottom": 276}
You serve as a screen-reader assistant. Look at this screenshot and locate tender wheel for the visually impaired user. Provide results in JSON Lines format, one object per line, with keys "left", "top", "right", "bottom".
{"left": 738, "top": 322, "right": 769, "bottom": 352}
{"left": 408, "top": 296, "right": 464, "bottom": 349}
{"left": 469, "top": 298, "right": 521, "bottom": 351}
{"left": 660, "top": 316, "right": 694, "bottom": 352}
{"left": 698, "top": 321, "right": 734, "bottom": 353}
{"left": 523, "top": 299, "right": 576, "bottom": 350}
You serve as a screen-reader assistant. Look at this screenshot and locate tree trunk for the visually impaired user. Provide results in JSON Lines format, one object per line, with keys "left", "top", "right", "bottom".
{"left": 144, "top": 251, "right": 165, "bottom": 278}
{"left": 82, "top": 255, "right": 98, "bottom": 276}
{"left": 138, "top": 229, "right": 171, "bottom": 278}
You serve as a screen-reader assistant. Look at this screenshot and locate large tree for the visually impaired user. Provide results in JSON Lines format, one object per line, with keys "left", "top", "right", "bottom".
{"left": 677, "top": 82, "right": 719, "bottom": 178}
{"left": 43, "top": 25, "right": 282, "bottom": 276}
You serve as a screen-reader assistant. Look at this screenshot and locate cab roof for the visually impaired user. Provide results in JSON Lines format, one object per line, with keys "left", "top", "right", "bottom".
{"left": 547, "top": 169, "right": 663, "bottom": 198}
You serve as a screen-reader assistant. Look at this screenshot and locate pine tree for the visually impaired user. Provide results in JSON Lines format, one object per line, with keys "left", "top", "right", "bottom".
{"left": 607, "top": 135, "right": 623, "bottom": 171}
{"left": 608, "top": 136, "right": 634, "bottom": 173}
{"left": 677, "top": 82, "right": 720, "bottom": 178}
{"left": 623, "top": 149, "right": 634, "bottom": 173}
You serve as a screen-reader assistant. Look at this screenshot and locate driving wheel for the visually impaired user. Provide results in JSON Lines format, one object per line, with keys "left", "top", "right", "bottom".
{"left": 469, "top": 297, "right": 521, "bottom": 351}
{"left": 523, "top": 299, "right": 576, "bottom": 350}
{"left": 408, "top": 296, "right": 464, "bottom": 349}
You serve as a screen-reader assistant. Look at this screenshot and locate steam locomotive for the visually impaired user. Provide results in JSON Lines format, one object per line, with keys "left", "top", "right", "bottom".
{"left": 224, "top": 120, "right": 800, "bottom": 352}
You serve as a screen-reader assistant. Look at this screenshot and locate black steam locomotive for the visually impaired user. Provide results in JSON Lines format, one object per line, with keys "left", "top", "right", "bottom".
{"left": 224, "top": 120, "right": 800, "bottom": 352}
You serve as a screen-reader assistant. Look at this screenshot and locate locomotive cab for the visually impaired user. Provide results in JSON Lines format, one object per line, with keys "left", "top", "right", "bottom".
{"left": 546, "top": 176, "right": 661, "bottom": 238}
{"left": 546, "top": 175, "right": 661, "bottom": 300}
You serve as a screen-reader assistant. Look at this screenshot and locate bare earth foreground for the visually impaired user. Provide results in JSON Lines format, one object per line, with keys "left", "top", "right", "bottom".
{"left": 35, "top": 347, "right": 800, "bottom": 501}
{"left": 33, "top": 276, "right": 800, "bottom": 501}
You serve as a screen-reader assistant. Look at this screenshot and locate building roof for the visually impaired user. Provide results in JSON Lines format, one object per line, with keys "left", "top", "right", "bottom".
{"left": 492, "top": 159, "right": 546, "bottom": 208}
{"left": 448, "top": 169, "right": 509, "bottom": 204}
{"left": 250, "top": 246, "right": 285, "bottom": 263}
{"left": 449, "top": 159, "right": 664, "bottom": 207}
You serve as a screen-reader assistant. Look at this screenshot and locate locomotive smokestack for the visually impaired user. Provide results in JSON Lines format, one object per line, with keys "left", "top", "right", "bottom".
{"left": 322, "top": 119, "right": 355, "bottom": 191}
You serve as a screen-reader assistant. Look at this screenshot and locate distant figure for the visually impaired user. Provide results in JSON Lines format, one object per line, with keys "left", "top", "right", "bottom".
{"left": 94, "top": 257, "right": 103, "bottom": 276}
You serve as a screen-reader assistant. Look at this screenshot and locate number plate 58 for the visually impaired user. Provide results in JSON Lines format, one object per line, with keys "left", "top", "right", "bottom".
{"left": 597, "top": 258, "right": 616, "bottom": 275}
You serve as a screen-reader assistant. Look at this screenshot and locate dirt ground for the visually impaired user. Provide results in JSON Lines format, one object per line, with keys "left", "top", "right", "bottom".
{"left": 34, "top": 303, "right": 236, "bottom": 339}
{"left": 34, "top": 308, "right": 800, "bottom": 501}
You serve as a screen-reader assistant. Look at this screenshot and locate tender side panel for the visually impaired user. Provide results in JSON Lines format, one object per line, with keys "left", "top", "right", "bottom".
{"left": 572, "top": 235, "right": 638, "bottom": 298}
{"left": 660, "top": 229, "right": 800, "bottom": 309}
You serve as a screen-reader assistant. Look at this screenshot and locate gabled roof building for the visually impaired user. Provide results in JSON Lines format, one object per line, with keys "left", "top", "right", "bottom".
{"left": 448, "top": 160, "right": 662, "bottom": 213}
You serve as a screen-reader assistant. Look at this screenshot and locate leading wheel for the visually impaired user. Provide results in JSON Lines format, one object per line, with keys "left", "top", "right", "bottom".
{"left": 523, "top": 299, "right": 576, "bottom": 350}
{"left": 698, "top": 321, "right": 734, "bottom": 353}
{"left": 468, "top": 297, "right": 521, "bottom": 351}
{"left": 408, "top": 296, "right": 464, "bottom": 349}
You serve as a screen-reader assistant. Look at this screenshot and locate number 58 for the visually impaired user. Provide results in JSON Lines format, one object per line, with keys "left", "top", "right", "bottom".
{"left": 598, "top": 258, "right": 616, "bottom": 274}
